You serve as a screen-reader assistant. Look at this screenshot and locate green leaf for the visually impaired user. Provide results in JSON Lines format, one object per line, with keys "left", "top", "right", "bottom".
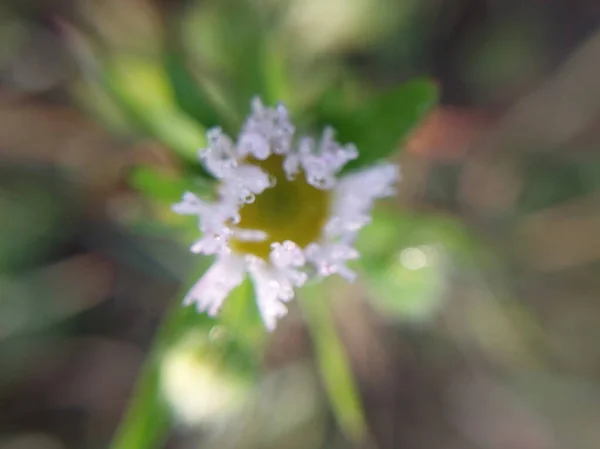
{"left": 299, "top": 283, "right": 367, "bottom": 443}
{"left": 109, "top": 344, "right": 172, "bottom": 449}
{"left": 366, "top": 254, "right": 445, "bottom": 322}
{"left": 219, "top": 277, "right": 267, "bottom": 353}
{"left": 63, "top": 23, "right": 211, "bottom": 171}
{"left": 185, "top": 0, "right": 273, "bottom": 117}
{"left": 129, "top": 166, "right": 214, "bottom": 203}
{"left": 222, "top": 0, "right": 270, "bottom": 114}
{"left": 314, "top": 78, "right": 439, "bottom": 171}
{"left": 262, "top": 38, "right": 294, "bottom": 107}
{"left": 101, "top": 56, "right": 208, "bottom": 162}
{"left": 357, "top": 209, "right": 480, "bottom": 322}
{"left": 163, "top": 51, "right": 227, "bottom": 130}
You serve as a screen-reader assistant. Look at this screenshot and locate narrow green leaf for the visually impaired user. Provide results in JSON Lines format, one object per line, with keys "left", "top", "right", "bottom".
{"left": 62, "top": 23, "right": 211, "bottom": 172}
{"left": 163, "top": 51, "right": 222, "bottom": 129}
{"left": 210, "top": 0, "right": 271, "bottom": 115}
{"left": 315, "top": 79, "right": 439, "bottom": 171}
{"left": 262, "top": 38, "right": 293, "bottom": 106}
{"left": 109, "top": 351, "right": 170, "bottom": 449}
{"left": 300, "top": 283, "right": 367, "bottom": 443}
{"left": 102, "top": 58, "right": 208, "bottom": 162}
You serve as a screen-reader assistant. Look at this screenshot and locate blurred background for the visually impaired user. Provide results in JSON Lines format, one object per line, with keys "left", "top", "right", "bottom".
{"left": 1, "top": 0, "right": 599, "bottom": 448}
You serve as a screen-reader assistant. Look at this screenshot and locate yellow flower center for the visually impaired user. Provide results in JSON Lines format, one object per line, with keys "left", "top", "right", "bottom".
{"left": 230, "top": 155, "right": 331, "bottom": 260}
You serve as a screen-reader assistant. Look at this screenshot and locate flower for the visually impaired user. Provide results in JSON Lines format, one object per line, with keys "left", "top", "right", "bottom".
{"left": 173, "top": 98, "right": 399, "bottom": 330}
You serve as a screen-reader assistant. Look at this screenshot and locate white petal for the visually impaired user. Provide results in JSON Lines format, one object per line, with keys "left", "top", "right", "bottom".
{"left": 317, "top": 127, "right": 359, "bottom": 173}
{"left": 172, "top": 192, "right": 206, "bottom": 215}
{"left": 324, "top": 214, "right": 371, "bottom": 238}
{"left": 172, "top": 193, "right": 237, "bottom": 237}
{"left": 283, "top": 152, "right": 300, "bottom": 180}
{"left": 183, "top": 255, "right": 246, "bottom": 316}
{"left": 238, "top": 132, "right": 270, "bottom": 160}
{"left": 336, "top": 163, "right": 399, "bottom": 206}
{"left": 269, "top": 241, "right": 305, "bottom": 268}
{"left": 247, "top": 262, "right": 289, "bottom": 332}
{"left": 237, "top": 97, "right": 295, "bottom": 159}
{"left": 305, "top": 242, "right": 359, "bottom": 281}
{"left": 293, "top": 128, "right": 358, "bottom": 189}
{"left": 200, "top": 128, "right": 238, "bottom": 178}
{"left": 190, "top": 228, "right": 232, "bottom": 255}
{"left": 327, "top": 163, "right": 399, "bottom": 239}
{"left": 269, "top": 242, "right": 308, "bottom": 291}
{"left": 219, "top": 164, "right": 273, "bottom": 204}
{"left": 246, "top": 243, "right": 308, "bottom": 331}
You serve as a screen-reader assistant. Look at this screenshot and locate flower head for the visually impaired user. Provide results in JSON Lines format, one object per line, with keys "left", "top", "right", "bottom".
{"left": 174, "top": 98, "right": 399, "bottom": 330}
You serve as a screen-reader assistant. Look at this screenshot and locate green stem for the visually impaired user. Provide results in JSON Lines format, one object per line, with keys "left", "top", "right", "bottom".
{"left": 299, "top": 283, "right": 368, "bottom": 444}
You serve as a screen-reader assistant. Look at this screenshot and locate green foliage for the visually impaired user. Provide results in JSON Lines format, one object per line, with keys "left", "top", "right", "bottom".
{"left": 313, "top": 79, "right": 439, "bottom": 171}
{"left": 163, "top": 51, "right": 225, "bottom": 130}
{"left": 129, "top": 167, "right": 213, "bottom": 203}
{"left": 357, "top": 209, "right": 478, "bottom": 321}
{"left": 100, "top": 56, "right": 208, "bottom": 164}
{"left": 109, "top": 350, "right": 171, "bottom": 449}
{"left": 180, "top": 0, "right": 277, "bottom": 120}
{"left": 300, "top": 283, "right": 368, "bottom": 443}
{"left": 219, "top": 278, "right": 268, "bottom": 353}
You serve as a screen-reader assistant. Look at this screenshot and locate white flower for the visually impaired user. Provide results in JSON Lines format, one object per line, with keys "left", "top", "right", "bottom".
{"left": 174, "top": 97, "right": 399, "bottom": 331}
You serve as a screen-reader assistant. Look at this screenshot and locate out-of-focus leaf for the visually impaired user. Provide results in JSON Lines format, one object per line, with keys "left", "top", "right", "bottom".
{"left": 71, "top": 78, "right": 135, "bottom": 134}
{"left": 102, "top": 56, "right": 207, "bottom": 161}
{"left": 358, "top": 209, "right": 478, "bottom": 264}
{"left": 355, "top": 208, "right": 407, "bottom": 269}
{"left": 300, "top": 283, "right": 367, "bottom": 443}
{"left": 366, "top": 251, "right": 445, "bottom": 322}
{"left": 219, "top": 278, "right": 267, "bottom": 353}
{"left": 357, "top": 209, "right": 479, "bottom": 322}
{"left": 63, "top": 23, "right": 210, "bottom": 171}
{"left": 219, "top": 0, "right": 270, "bottom": 114}
{"left": 182, "top": 0, "right": 280, "bottom": 118}
{"left": 262, "top": 38, "right": 294, "bottom": 107}
{"left": 163, "top": 51, "right": 226, "bottom": 129}
{"left": 314, "top": 79, "right": 439, "bottom": 171}
{"left": 109, "top": 347, "right": 169, "bottom": 449}
{"left": 129, "top": 166, "right": 214, "bottom": 203}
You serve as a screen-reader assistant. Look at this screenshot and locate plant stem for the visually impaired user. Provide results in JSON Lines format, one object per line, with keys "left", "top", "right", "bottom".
{"left": 299, "top": 283, "right": 368, "bottom": 445}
